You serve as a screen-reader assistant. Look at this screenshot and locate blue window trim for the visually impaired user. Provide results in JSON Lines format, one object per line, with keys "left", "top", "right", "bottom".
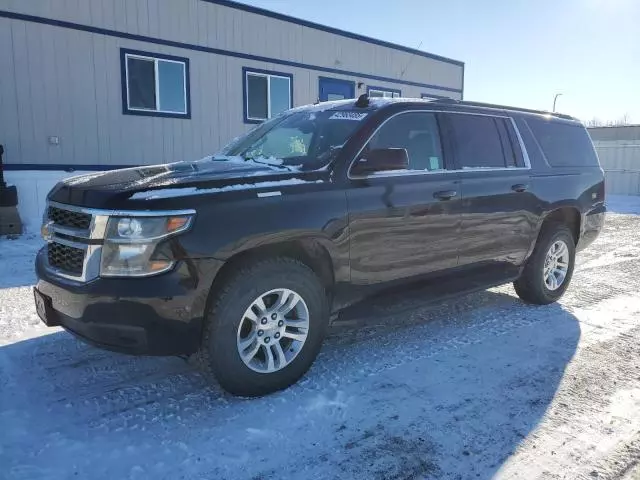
{"left": 202, "top": 1, "right": 464, "bottom": 68}
{"left": 318, "top": 77, "right": 356, "bottom": 101}
{"left": 367, "top": 86, "right": 402, "bottom": 97}
{"left": 0, "top": 10, "right": 462, "bottom": 95}
{"left": 242, "top": 67, "right": 294, "bottom": 124}
{"left": 120, "top": 48, "right": 191, "bottom": 119}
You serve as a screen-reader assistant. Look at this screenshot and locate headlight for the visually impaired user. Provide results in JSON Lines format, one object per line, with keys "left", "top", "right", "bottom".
{"left": 100, "top": 214, "right": 193, "bottom": 277}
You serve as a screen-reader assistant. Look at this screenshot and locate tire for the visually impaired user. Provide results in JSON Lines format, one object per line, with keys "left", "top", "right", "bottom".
{"left": 514, "top": 223, "right": 576, "bottom": 305}
{"left": 199, "top": 257, "right": 329, "bottom": 397}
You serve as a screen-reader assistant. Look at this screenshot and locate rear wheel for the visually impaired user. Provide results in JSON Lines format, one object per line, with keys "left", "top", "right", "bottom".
{"left": 199, "top": 257, "right": 329, "bottom": 397}
{"left": 514, "top": 223, "right": 576, "bottom": 305}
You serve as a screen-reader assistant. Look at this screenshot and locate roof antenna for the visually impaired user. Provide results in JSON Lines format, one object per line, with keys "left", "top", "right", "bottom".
{"left": 355, "top": 93, "right": 369, "bottom": 108}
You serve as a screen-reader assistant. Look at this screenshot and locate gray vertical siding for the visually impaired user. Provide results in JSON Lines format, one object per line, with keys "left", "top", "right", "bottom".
{"left": 593, "top": 141, "right": 640, "bottom": 196}
{"left": 589, "top": 127, "right": 640, "bottom": 196}
{"left": 0, "top": 0, "right": 463, "bottom": 168}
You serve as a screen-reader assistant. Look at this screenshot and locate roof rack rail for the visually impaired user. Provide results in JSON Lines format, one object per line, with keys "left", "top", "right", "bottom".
{"left": 431, "top": 98, "right": 458, "bottom": 104}
{"left": 430, "top": 98, "right": 576, "bottom": 121}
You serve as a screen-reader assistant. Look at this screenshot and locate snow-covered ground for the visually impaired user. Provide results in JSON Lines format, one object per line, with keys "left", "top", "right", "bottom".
{"left": 1, "top": 196, "right": 640, "bottom": 479}
{"left": 607, "top": 194, "right": 640, "bottom": 215}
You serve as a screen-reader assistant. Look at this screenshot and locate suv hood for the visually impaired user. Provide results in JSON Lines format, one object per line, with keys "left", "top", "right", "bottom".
{"left": 48, "top": 157, "right": 322, "bottom": 208}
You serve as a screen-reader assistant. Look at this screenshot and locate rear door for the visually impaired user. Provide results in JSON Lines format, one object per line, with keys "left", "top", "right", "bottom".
{"left": 442, "top": 112, "right": 539, "bottom": 270}
{"left": 346, "top": 111, "right": 463, "bottom": 285}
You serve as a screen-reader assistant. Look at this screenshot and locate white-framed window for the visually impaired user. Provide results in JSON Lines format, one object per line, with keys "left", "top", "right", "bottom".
{"left": 368, "top": 87, "right": 401, "bottom": 99}
{"left": 243, "top": 68, "right": 293, "bottom": 123}
{"left": 121, "top": 49, "right": 190, "bottom": 118}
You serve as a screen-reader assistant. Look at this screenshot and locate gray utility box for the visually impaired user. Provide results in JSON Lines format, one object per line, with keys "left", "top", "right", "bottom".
{"left": 0, "top": 145, "right": 24, "bottom": 235}
{"left": 0, "top": 205, "right": 23, "bottom": 235}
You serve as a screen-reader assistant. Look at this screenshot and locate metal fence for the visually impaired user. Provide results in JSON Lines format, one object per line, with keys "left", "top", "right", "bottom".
{"left": 593, "top": 141, "right": 640, "bottom": 195}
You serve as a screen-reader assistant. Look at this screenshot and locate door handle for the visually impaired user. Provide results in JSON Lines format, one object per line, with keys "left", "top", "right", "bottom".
{"left": 433, "top": 190, "right": 457, "bottom": 201}
{"left": 511, "top": 183, "right": 529, "bottom": 193}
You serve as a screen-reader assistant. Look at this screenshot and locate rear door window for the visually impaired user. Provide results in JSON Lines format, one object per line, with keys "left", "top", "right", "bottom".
{"left": 526, "top": 119, "right": 599, "bottom": 167}
{"left": 446, "top": 114, "right": 508, "bottom": 169}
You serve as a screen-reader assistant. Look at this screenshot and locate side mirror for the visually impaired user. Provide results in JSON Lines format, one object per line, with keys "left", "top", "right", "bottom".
{"left": 351, "top": 148, "right": 409, "bottom": 176}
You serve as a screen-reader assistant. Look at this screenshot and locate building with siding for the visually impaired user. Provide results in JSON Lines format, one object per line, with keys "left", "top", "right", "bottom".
{"left": 0, "top": 0, "right": 464, "bottom": 228}
{"left": 589, "top": 125, "right": 640, "bottom": 196}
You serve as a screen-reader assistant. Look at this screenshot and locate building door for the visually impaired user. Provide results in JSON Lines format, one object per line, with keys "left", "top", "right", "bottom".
{"left": 318, "top": 77, "right": 355, "bottom": 102}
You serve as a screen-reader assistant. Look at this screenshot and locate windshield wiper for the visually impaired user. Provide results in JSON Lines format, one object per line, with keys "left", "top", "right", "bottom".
{"left": 242, "top": 155, "right": 293, "bottom": 172}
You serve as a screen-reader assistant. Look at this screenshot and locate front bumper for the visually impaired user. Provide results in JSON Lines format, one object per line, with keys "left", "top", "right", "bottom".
{"left": 35, "top": 248, "right": 223, "bottom": 355}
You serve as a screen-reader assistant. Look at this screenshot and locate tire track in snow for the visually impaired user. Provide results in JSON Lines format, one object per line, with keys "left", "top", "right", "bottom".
{"left": 497, "top": 320, "right": 640, "bottom": 479}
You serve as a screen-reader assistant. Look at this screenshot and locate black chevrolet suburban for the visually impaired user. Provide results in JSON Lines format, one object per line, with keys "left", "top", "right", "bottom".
{"left": 34, "top": 96, "right": 605, "bottom": 396}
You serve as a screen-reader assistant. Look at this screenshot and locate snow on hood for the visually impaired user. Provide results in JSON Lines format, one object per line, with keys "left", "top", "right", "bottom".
{"left": 130, "top": 178, "right": 323, "bottom": 200}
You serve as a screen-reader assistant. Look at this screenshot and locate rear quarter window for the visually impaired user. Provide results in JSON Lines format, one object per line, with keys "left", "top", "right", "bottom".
{"left": 526, "top": 119, "right": 599, "bottom": 167}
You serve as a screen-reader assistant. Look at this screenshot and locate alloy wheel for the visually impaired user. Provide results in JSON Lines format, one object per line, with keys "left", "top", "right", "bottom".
{"left": 543, "top": 240, "right": 570, "bottom": 291}
{"left": 236, "top": 288, "right": 310, "bottom": 373}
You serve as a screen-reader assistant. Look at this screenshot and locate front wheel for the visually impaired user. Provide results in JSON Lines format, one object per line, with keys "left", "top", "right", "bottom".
{"left": 514, "top": 223, "right": 576, "bottom": 305}
{"left": 199, "top": 258, "right": 329, "bottom": 397}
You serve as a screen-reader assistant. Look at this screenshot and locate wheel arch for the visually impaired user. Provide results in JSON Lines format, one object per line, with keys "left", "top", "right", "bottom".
{"left": 540, "top": 206, "right": 581, "bottom": 245}
{"left": 522, "top": 205, "right": 582, "bottom": 266}
{"left": 206, "top": 237, "right": 340, "bottom": 311}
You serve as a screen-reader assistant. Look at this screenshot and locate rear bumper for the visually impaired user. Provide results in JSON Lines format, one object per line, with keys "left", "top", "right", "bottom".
{"left": 35, "top": 248, "right": 223, "bottom": 355}
{"left": 577, "top": 203, "right": 606, "bottom": 252}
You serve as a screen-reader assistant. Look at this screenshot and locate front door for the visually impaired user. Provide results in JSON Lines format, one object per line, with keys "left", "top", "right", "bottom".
{"left": 319, "top": 77, "right": 356, "bottom": 102}
{"left": 347, "top": 111, "right": 463, "bottom": 285}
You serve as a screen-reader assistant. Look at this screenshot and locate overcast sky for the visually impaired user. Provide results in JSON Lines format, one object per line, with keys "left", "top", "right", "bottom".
{"left": 239, "top": 0, "right": 640, "bottom": 124}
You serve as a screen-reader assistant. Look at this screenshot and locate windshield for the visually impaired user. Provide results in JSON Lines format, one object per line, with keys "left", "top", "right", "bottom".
{"left": 218, "top": 110, "right": 368, "bottom": 170}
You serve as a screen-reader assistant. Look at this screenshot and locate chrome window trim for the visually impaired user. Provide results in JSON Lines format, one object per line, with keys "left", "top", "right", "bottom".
{"left": 508, "top": 117, "right": 532, "bottom": 169}
{"left": 44, "top": 202, "right": 196, "bottom": 282}
{"left": 347, "top": 109, "right": 532, "bottom": 180}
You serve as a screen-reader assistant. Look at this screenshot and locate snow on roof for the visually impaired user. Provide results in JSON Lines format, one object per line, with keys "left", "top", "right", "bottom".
{"left": 287, "top": 97, "right": 435, "bottom": 114}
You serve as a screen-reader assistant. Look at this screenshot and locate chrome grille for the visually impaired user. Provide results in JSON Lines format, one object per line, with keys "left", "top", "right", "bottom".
{"left": 47, "top": 242, "right": 85, "bottom": 275}
{"left": 44, "top": 202, "right": 97, "bottom": 279}
{"left": 48, "top": 206, "right": 91, "bottom": 230}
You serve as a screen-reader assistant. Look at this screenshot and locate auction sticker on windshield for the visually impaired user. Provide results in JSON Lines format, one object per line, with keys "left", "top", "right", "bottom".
{"left": 329, "top": 112, "right": 368, "bottom": 121}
